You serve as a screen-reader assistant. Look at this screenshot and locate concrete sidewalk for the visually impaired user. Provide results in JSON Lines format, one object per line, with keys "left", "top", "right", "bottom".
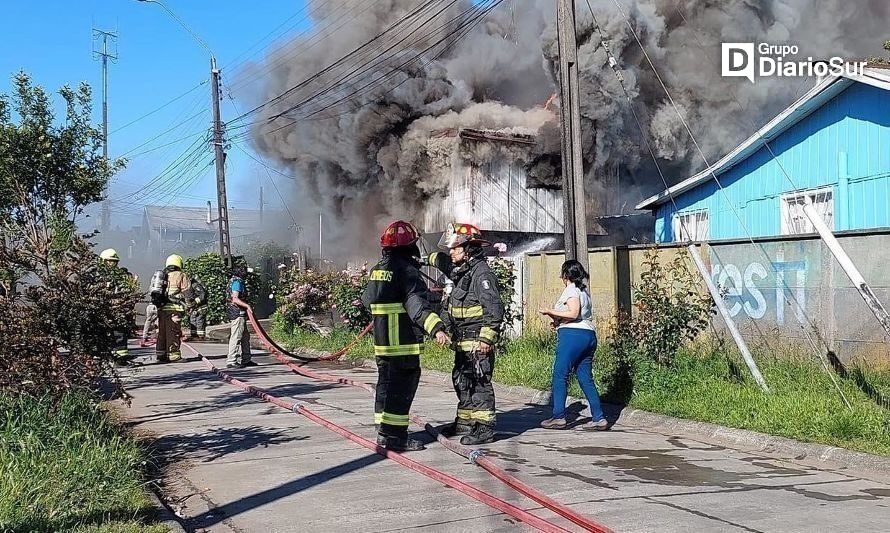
{"left": 117, "top": 342, "right": 890, "bottom": 533}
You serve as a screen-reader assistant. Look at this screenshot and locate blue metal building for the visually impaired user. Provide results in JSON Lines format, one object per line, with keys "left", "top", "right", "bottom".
{"left": 636, "top": 67, "right": 890, "bottom": 243}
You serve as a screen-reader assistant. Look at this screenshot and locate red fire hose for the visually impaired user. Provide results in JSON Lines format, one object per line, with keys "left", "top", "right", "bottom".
{"left": 185, "top": 343, "right": 570, "bottom": 533}
{"left": 244, "top": 328, "right": 613, "bottom": 533}
{"left": 244, "top": 308, "right": 371, "bottom": 362}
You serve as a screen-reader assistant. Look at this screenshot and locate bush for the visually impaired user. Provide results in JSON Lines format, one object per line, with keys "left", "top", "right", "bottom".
{"left": 488, "top": 256, "right": 521, "bottom": 336}
{"left": 610, "top": 247, "right": 714, "bottom": 369}
{"left": 0, "top": 242, "right": 141, "bottom": 398}
{"left": 183, "top": 252, "right": 260, "bottom": 326}
{"left": 330, "top": 265, "right": 371, "bottom": 331}
{"left": 276, "top": 267, "right": 336, "bottom": 331}
{"left": 0, "top": 73, "right": 138, "bottom": 397}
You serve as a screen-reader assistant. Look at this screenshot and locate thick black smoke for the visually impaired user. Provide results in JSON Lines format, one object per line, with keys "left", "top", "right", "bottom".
{"left": 238, "top": 0, "right": 887, "bottom": 257}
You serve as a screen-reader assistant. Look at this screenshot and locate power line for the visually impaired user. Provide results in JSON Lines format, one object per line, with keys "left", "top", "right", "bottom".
{"left": 117, "top": 109, "right": 208, "bottom": 158}
{"left": 221, "top": 82, "right": 300, "bottom": 230}
{"left": 110, "top": 80, "right": 207, "bottom": 136}
{"left": 224, "top": 0, "right": 373, "bottom": 95}
{"left": 232, "top": 0, "right": 502, "bottom": 142}
{"left": 591, "top": 0, "right": 852, "bottom": 405}
{"left": 228, "top": 0, "right": 502, "bottom": 143}
{"left": 227, "top": 0, "right": 445, "bottom": 126}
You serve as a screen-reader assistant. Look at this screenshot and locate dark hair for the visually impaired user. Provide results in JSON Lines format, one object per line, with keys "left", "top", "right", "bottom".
{"left": 560, "top": 260, "right": 588, "bottom": 290}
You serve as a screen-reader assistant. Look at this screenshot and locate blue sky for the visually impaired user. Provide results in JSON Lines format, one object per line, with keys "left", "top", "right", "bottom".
{"left": 0, "top": 0, "right": 310, "bottom": 229}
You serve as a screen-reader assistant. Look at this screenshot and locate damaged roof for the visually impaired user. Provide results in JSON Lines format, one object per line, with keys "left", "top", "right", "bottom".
{"left": 430, "top": 127, "right": 536, "bottom": 145}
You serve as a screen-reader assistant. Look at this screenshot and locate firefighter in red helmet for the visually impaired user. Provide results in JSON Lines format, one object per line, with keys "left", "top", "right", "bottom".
{"left": 427, "top": 222, "right": 504, "bottom": 445}
{"left": 361, "top": 220, "right": 449, "bottom": 451}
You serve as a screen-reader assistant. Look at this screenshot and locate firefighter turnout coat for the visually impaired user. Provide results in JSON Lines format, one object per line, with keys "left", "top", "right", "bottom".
{"left": 428, "top": 252, "right": 504, "bottom": 349}
{"left": 361, "top": 253, "right": 446, "bottom": 357}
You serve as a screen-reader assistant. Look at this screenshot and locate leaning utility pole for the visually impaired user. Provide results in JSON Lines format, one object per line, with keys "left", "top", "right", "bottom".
{"left": 556, "top": 0, "right": 589, "bottom": 272}
{"left": 210, "top": 60, "right": 233, "bottom": 268}
{"left": 92, "top": 28, "right": 117, "bottom": 232}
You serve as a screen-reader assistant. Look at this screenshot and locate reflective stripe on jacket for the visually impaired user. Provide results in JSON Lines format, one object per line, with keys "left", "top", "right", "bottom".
{"left": 428, "top": 252, "right": 503, "bottom": 346}
{"left": 361, "top": 253, "right": 445, "bottom": 356}
{"left": 162, "top": 270, "right": 190, "bottom": 312}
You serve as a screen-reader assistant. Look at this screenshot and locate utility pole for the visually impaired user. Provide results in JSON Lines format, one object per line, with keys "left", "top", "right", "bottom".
{"left": 318, "top": 212, "right": 323, "bottom": 268}
{"left": 259, "top": 184, "right": 264, "bottom": 223}
{"left": 136, "top": 0, "right": 232, "bottom": 268}
{"left": 556, "top": 0, "right": 588, "bottom": 272}
{"left": 92, "top": 28, "right": 117, "bottom": 232}
{"left": 210, "top": 59, "right": 233, "bottom": 268}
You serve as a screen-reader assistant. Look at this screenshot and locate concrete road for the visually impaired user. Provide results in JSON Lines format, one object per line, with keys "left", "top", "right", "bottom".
{"left": 117, "top": 342, "right": 890, "bottom": 533}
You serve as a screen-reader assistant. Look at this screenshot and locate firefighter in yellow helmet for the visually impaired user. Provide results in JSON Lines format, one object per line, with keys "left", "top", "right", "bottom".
{"left": 427, "top": 223, "right": 504, "bottom": 445}
{"left": 100, "top": 248, "right": 136, "bottom": 362}
{"left": 155, "top": 254, "right": 190, "bottom": 363}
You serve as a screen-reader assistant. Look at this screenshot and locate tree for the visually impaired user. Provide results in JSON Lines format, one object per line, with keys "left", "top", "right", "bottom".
{"left": 868, "top": 40, "right": 890, "bottom": 64}
{"left": 0, "top": 72, "right": 136, "bottom": 396}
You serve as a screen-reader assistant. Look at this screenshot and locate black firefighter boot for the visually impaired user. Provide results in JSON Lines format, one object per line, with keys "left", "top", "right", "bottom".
{"left": 376, "top": 433, "right": 426, "bottom": 452}
{"left": 441, "top": 419, "right": 473, "bottom": 437}
{"left": 460, "top": 423, "right": 495, "bottom": 445}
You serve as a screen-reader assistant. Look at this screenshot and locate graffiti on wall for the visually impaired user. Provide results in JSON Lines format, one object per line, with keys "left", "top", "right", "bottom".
{"left": 710, "top": 249, "right": 809, "bottom": 326}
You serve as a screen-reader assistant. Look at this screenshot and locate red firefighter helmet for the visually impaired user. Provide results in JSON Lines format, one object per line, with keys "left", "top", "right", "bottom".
{"left": 380, "top": 220, "right": 420, "bottom": 249}
{"left": 438, "top": 222, "right": 491, "bottom": 249}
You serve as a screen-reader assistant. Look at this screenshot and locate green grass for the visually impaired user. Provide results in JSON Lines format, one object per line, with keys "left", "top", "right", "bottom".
{"left": 0, "top": 391, "right": 168, "bottom": 532}
{"left": 274, "top": 321, "right": 890, "bottom": 457}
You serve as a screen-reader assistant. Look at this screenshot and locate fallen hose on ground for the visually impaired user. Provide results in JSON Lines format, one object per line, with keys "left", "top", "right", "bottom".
{"left": 245, "top": 307, "right": 371, "bottom": 362}
{"left": 183, "top": 343, "right": 571, "bottom": 533}
{"left": 247, "top": 331, "right": 612, "bottom": 533}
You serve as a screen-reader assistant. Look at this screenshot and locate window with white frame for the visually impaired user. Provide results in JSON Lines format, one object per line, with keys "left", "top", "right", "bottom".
{"left": 672, "top": 210, "right": 710, "bottom": 242}
{"left": 781, "top": 187, "right": 834, "bottom": 235}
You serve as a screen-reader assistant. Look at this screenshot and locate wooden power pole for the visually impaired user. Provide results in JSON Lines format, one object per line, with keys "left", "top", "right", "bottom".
{"left": 557, "top": 0, "right": 589, "bottom": 272}
{"left": 210, "top": 60, "right": 233, "bottom": 268}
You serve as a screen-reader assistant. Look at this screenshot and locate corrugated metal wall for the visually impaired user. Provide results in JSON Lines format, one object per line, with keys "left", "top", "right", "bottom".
{"left": 423, "top": 155, "right": 564, "bottom": 233}
{"left": 657, "top": 82, "right": 890, "bottom": 242}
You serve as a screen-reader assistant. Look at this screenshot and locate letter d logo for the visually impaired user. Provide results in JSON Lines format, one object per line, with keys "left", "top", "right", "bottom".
{"left": 722, "top": 43, "right": 755, "bottom": 83}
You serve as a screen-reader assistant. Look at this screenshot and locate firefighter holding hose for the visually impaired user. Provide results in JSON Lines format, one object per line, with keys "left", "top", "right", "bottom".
{"left": 361, "top": 220, "right": 449, "bottom": 452}
{"left": 428, "top": 222, "right": 504, "bottom": 445}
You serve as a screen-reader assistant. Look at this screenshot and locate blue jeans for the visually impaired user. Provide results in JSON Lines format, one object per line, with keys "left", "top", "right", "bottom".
{"left": 551, "top": 328, "right": 604, "bottom": 421}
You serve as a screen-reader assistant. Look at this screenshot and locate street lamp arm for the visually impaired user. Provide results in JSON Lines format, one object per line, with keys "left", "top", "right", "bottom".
{"left": 136, "top": 0, "right": 216, "bottom": 65}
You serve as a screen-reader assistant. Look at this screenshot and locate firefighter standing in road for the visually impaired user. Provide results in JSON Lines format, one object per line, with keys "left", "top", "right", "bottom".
{"left": 361, "top": 220, "right": 449, "bottom": 452}
{"left": 156, "top": 254, "right": 190, "bottom": 363}
{"left": 100, "top": 248, "right": 136, "bottom": 362}
{"left": 184, "top": 275, "right": 209, "bottom": 341}
{"left": 428, "top": 223, "right": 504, "bottom": 445}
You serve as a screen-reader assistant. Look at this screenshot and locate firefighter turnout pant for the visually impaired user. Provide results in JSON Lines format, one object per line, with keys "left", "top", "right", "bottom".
{"left": 113, "top": 327, "right": 129, "bottom": 360}
{"left": 156, "top": 308, "right": 183, "bottom": 362}
{"left": 452, "top": 348, "right": 496, "bottom": 428}
{"left": 189, "top": 308, "right": 207, "bottom": 339}
{"left": 375, "top": 355, "right": 421, "bottom": 439}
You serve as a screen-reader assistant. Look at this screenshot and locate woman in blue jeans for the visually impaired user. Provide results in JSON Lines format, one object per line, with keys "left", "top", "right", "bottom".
{"left": 537, "top": 260, "right": 608, "bottom": 430}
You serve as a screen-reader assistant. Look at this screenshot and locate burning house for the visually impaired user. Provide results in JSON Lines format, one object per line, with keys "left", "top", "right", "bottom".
{"left": 420, "top": 127, "right": 563, "bottom": 235}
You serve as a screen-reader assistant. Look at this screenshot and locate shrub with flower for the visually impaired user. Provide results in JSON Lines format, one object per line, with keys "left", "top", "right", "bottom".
{"left": 276, "top": 267, "right": 336, "bottom": 331}
{"left": 487, "top": 255, "right": 521, "bottom": 338}
{"left": 331, "top": 263, "right": 371, "bottom": 331}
